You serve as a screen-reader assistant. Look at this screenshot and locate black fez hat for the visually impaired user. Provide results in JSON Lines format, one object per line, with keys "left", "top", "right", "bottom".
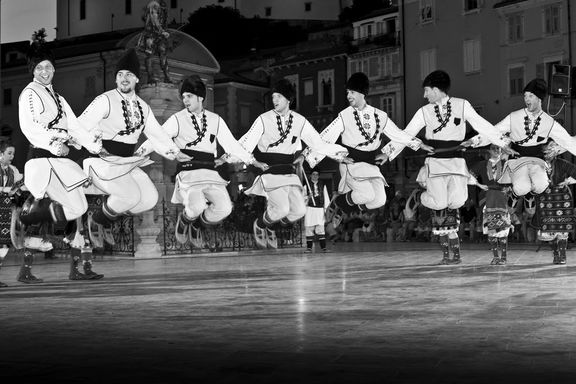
{"left": 27, "top": 42, "right": 55, "bottom": 74}
{"left": 346, "top": 72, "right": 369, "bottom": 95}
{"left": 115, "top": 48, "right": 140, "bottom": 79}
{"left": 422, "top": 70, "right": 451, "bottom": 92}
{"left": 180, "top": 75, "right": 206, "bottom": 99}
{"left": 523, "top": 78, "right": 547, "bottom": 101}
{"left": 272, "top": 78, "right": 295, "bottom": 101}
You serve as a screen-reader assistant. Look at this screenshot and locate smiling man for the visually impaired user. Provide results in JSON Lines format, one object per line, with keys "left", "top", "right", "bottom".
{"left": 468, "top": 79, "right": 576, "bottom": 199}
{"left": 17, "top": 41, "right": 103, "bottom": 283}
{"left": 78, "top": 48, "right": 189, "bottom": 248}
{"left": 307, "top": 72, "right": 430, "bottom": 230}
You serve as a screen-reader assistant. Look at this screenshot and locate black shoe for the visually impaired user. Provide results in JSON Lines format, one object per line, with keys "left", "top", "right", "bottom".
{"left": 490, "top": 257, "right": 500, "bottom": 265}
{"left": 17, "top": 268, "right": 43, "bottom": 284}
{"left": 0, "top": 281, "right": 7, "bottom": 288}
{"left": 69, "top": 268, "right": 92, "bottom": 281}
{"left": 553, "top": 255, "right": 561, "bottom": 265}
{"left": 83, "top": 263, "right": 104, "bottom": 280}
{"left": 449, "top": 257, "right": 462, "bottom": 265}
{"left": 499, "top": 258, "right": 507, "bottom": 265}
{"left": 439, "top": 257, "right": 451, "bottom": 265}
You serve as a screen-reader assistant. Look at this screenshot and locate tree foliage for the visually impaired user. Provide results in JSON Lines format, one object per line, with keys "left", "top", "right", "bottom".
{"left": 181, "top": 5, "right": 306, "bottom": 58}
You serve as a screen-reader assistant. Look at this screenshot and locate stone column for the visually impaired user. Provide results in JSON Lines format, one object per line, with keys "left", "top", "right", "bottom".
{"left": 133, "top": 82, "right": 181, "bottom": 258}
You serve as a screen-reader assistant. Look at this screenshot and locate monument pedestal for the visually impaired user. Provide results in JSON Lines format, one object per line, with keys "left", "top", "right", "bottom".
{"left": 134, "top": 82, "right": 181, "bottom": 258}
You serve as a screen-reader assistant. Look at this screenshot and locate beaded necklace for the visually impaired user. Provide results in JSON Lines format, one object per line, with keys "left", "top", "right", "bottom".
{"left": 353, "top": 110, "right": 382, "bottom": 147}
{"left": 117, "top": 92, "right": 145, "bottom": 136}
{"left": 515, "top": 111, "right": 542, "bottom": 145}
{"left": 432, "top": 99, "right": 452, "bottom": 134}
{"left": 185, "top": 111, "right": 208, "bottom": 148}
{"left": 45, "top": 86, "right": 64, "bottom": 132}
{"left": 269, "top": 113, "right": 294, "bottom": 148}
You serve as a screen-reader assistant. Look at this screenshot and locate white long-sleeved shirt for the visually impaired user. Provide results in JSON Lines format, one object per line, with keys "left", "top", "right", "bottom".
{"left": 239, "top": 109, "right": 345, "bottom": 161}
{"left": 18, "top": 80, "right": 101, "bottom": 155}
{"left": 139, "top": 108, "right": 255, "bottom": 165}
{"left": 384, "top": 96, "right": 506, "bottom": 161}
{"left": 470, "top": 108, "right": 576, "bottom": 156}
{"left": 79, "top": 89, "right": 179, "bottom": 159}
{"left": 307, "top": 105, "right": 421, "bottom": 166}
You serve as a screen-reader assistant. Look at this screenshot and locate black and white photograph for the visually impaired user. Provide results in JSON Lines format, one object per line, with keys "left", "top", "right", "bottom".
{"left": 1, "top": 0, "right": 576, "bottom": 383}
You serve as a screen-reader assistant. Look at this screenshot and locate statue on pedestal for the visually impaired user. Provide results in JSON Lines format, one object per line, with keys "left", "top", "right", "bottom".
{"left": 137, "top": 0, "right": 172, "bottom": 84}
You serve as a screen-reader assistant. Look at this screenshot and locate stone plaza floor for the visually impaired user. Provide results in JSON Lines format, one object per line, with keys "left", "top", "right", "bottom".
{"left": 0, "top": 241, "right": 575, "bottom": 383}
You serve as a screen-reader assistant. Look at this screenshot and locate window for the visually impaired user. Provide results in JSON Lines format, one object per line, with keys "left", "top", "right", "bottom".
{"left": 420, "top": 48, "right": 437, "bottom": 80}
{"left": 382, "top": 52, "right": 400, "bottom": 77}
{"left": 463, "top": 0, "right": 479, "bottom": 13}
{"left": 125, "top": 0, "right": 132, "bottom": 15}
{"left": 508, "top": 65, "right": 525, "bottom": 96}
{"left": 305, "top": 2, "right": 311, "bottom": 12}
{"left": 463, "top": 39, "right": 481, "bottom": 73}
{"left": 544, "top": 5, "right": 560, "bottom": 36}
{"left": 3, "top": 88, "right": 12, "bottom": 106}
{"left": 506, "top": 13, "right": 524, "bottom": 43}
{"left": 368, "top": 57, "right": 380, "bottom": 78}
{"left": 80, "top": 0, "right": 86, "bottom": 20}
{"left": 265, "top": 7, "right": 272, "bottom": 17}
{"left": 318, "top": 70, "right": 334, "bottom": 106}
{"left": 304, "top": 79, "right": 314, "bottom": 96}
{"left": 171, "top": 0, "right": 178, "bottom": 8}
{"left": 380, "top": 95, "right": 395, "bottom": 120}
{"left": 420, "top": 0, "right": 433, "bottom": 23}
{"left": 284, "top": 74, "right": 299, "bottom": 109}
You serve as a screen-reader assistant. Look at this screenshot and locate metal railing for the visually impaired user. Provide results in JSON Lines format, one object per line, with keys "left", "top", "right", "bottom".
{"left": 160, "top": 198, "right": 303, "bottom": 255}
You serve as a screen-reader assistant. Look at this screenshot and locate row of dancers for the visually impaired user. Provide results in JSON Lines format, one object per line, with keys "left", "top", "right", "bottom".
{"left": 1, "top": 38, "right": 575, "bottom": 287}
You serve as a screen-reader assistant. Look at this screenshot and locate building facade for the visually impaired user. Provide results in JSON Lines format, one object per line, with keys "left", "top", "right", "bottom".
{"left": 56, "top": 0, "right": 353, "bottom": 39}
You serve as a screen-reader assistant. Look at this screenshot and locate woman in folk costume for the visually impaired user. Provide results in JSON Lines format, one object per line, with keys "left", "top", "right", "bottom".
{"left": 137, "top": 75, "right": 266, "bottom": 247}
{"left": 304, "top": 171, "right": 331, "bottom": 253}
{"left": 533, "top": 142, "right": 576, "bottom": 265}
{"left": 0, "top": 142, "right": 46, "bottom": 287}
{"left": 78, "top": 49, "right": 190, "bottom": 248}
{"left": 475, "top": 145, "right": 513, "bottom": 265}
{"left": 17, "top": 41, "right": 104, "bottom": 283}
{"left": 239, "top": 79, "right": 348, "bottom": 249}
{"left": 383, "top": 70, "right": 508, "bottom": 265}
{"left": 306, "top": 72, "right": 432, "bottom": 226}
{"left": 466, "top": 79, "right": 576, "bottom": 197}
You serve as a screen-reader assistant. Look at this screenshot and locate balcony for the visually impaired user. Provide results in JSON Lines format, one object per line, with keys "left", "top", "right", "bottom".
{"left": 352, "top": 32, "right": 400, "bottom": 48}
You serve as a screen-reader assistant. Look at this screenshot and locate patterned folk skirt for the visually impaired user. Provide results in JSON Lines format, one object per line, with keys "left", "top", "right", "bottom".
{"left": 431, "top": 208, "right": 460, "bottom": 236}
{"left": 0, "top": 192, "right": 13, "bottom": 245}
{"left": 482, "top": 189, "right": 511, "bottom": 237}
{"left": 535, "top": 186, "right": 576, "bottom": 241}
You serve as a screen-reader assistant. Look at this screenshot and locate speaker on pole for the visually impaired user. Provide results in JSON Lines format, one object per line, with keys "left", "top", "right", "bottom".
{"left": 549, "top": 63, "right": 571, "bottom": 97}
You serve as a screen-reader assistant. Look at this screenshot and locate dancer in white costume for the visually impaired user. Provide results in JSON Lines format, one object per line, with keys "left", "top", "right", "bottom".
{"left": 79, "top": 49, "right": 190, "bottom": 247}
{"left": 239, "top": 79, "right": 348, "bottom": 249}
{"left": 383, "top": 70, "right": 508, "bottom": 264}
{"left": 306, "top": 72, "right": 432, "bottom": 226}
{"left": 137, "top": 75, "right": 266, "bottom": 247}
{"left": 465, "top": 78, "right": 576, "bottom": 198}
{"left": 17, "top": 41, "right": 103, "bottom": 283}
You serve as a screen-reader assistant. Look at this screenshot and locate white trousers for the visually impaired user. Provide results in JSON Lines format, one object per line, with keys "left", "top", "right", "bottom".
{"left": 177, "top": 183, "right": 232, "bottom": 224}
{"left": 421, "top": 175, "right": 468, "bottom": 210}
{"left": 44, "top": 170, "right": 88, "bottom": 221}
{"left": 90, "top": 167, "right": 158, "bottom": 215}
{"left": 511, "top": 164, "right": 549, "bottom": 196}
{"left": 266, "top": 185, "right": 307, "bottom": 223}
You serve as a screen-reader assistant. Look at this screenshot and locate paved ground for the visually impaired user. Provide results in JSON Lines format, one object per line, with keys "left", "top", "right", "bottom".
{"left": 1, "top": 241, "right": 575, "bottom": 383}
